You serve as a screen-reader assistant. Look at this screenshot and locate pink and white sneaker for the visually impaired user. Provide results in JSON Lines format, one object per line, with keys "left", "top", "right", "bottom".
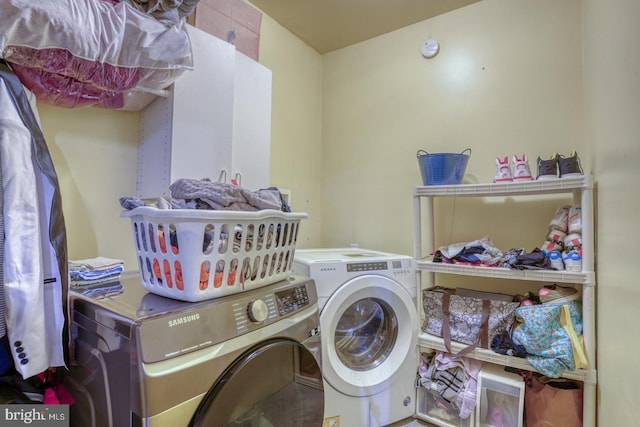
{"left": 547, "top": 229, "right": 567, "bottom": 246}
{"left": 568, "top": 205, "right": 582, "bottom": 234}
{"left": 549, "top": 205, "right": 571, "bottom": 232}
{"left": 540, "top": 240, "right": 563, "bottom": 254}
{"left": 493, "top": 156, "right": 513, "bottom": 183}
{"left": 512, "top": 154, "right": 533, "bottom": 181}
{"left": 564, "top": 233, "right": 583, "bottom": 251}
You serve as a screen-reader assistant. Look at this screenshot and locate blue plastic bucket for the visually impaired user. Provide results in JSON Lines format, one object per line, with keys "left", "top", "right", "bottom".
{"left": 417, "top": 148, "right": 471, "bottom": 185}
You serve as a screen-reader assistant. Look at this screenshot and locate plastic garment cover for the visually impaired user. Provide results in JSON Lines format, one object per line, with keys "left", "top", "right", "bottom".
{"left": 123, "top": 0, "right": 200, "bottom": 26}
{"left": 8, "top": 64, "right": 156, "bottom": 110}
{"left": 0, "top": 0, "right": 194, "bottom": 109}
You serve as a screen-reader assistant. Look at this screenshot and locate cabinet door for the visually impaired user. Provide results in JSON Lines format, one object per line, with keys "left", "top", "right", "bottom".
{"left": 138, "top": 25, "right": 272, "bottom": 198}
{"left": 138, "top": 25, "right": 236, "bottom": 198}
{"left": 231, "top": 51, "right": 272, "bottom": 191}
{"left": 139, "top": 24, "right": 275, "bottom": 198}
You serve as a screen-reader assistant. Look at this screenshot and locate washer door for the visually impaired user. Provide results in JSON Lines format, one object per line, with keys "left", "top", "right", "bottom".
{"left": 190, "top": 338, "right": 323, "bottom": 427}
{"left": 321, "top": 274, "right": 418, "bottom": 397}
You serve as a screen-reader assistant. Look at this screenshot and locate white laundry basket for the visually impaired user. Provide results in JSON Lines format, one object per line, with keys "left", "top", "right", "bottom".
{"left": 121, "top": 207, "right": 308, "bottom": 302}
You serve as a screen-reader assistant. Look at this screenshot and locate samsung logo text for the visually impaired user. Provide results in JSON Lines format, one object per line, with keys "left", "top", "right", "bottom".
{"left": 168, "top": 313, "right": 200, "bottom": 327}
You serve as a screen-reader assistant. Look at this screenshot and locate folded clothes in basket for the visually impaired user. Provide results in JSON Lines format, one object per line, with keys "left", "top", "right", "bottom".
{"left": 169, "top": 178, "right": 284, "bottom": 211}
{"left": 119, "top": 179, "right": 290, "bottom": 212}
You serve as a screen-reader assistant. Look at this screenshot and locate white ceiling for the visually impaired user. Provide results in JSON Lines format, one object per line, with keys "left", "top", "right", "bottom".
{"left": 247, "top": 0, "right": 481, "bottom": 54}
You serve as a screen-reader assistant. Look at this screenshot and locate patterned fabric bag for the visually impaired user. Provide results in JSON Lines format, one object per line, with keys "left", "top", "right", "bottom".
{"left": 422, "top": 287, "right": 519, "bottom": 356}
{"left": 511, "top": 300, "right": 584, "bottom": 378}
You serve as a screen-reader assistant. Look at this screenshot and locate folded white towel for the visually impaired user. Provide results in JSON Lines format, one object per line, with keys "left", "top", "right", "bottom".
{"left": 69, "top": 256, "right": 124, "bottom": 271}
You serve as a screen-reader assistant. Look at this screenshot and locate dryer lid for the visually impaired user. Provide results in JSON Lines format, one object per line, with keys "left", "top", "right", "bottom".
{"left": 71, "top": 274, "right": 319, "bottom": 363}
{"left": 294, "top": 247, "right": 411, "bottom": 263}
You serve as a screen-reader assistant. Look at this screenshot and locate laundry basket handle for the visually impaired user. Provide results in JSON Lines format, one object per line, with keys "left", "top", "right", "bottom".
{"left": 417, "top": 148, "right": 472, "bottom": 157}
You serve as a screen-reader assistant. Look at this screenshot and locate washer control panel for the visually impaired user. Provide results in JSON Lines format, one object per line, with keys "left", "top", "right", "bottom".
{"left": 345, "top": 258, "right": 413, "bottom": 278}
{"left": 346, "top": 261, "right": 389, "bottom": 272}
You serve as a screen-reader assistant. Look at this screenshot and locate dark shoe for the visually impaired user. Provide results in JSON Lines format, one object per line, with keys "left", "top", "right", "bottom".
{"left": 0, "top": 372, "right": 45, "bottom": 402}
{"left": 0, "top": 383, "right": 38, "bottom": 404}
{"left": 536, "top": 153, "right": 558, "bottom": 180}
{"left": 558, "top": 150, "right": 583, "bottom": 178}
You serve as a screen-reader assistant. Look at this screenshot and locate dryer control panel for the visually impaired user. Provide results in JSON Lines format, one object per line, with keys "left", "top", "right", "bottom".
{"left": 275, "top": 284, "right": 310, "bottom": 315}
{"left": 134, "top": 276, "right": 317, "bottom": 363}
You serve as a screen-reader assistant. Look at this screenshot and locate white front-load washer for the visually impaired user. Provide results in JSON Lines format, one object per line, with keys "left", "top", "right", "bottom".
{"left": 293, "top": 248, "right": 418, "bottom": 427}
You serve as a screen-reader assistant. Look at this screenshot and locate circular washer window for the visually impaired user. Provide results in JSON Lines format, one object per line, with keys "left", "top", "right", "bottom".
{"left": 334, "top": 298, "right": 398, "bottom": 371}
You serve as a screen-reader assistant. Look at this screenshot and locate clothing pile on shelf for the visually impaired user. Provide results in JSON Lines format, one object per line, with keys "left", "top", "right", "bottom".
{"left": 432, "top": 237, "right": 552, "bottom": 270}
{"left": 433, "top": 206, "right": 583, "bottom": 272}
{"left": 69, "top": 257, "right": 125, "bottom": 297}
{"left": 432, "top": 237, "right": 504, "bottom": 267}
{"left": 417, "top": 351, "right": 484, "bottom": 421}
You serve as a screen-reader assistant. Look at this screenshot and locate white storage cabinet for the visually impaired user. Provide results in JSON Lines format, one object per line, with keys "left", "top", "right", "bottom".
{"left": 138, "top": 24, "right": 272, "bottom": 198}
{"left": 412, "top": 176, "right": 597, "bottom": 427}
{"left": 416, "top": 384, "right": 474, "bottom": 427}
{"left": 476, "top": 364, "right": 525, "bottom": 427}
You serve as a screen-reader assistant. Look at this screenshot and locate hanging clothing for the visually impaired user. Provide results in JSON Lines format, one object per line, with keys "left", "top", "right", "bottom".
{"left": 0, "top": 61, "right": 68, "bottom": 379}
{"left": 0, "top": 148, "right": 4, "bottom": 339}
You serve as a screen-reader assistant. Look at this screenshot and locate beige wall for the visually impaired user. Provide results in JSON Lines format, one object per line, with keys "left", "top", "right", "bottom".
{"left": 31, "top": 0, "right": 640, "bottom": 423}
{"left": 321, "top": 0, "right": 584, "bottom": 255}
{"left": 259, "top": 0, "right": 639, "bottom": 424}
{"left": 257, "top": 14, "right": 324, "bottom": 249}
{"left": 38, "top": 105, "right": 140, "bottom": 267}
{"left": 583, "top": 0, "right": 640, "bottom": 424}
